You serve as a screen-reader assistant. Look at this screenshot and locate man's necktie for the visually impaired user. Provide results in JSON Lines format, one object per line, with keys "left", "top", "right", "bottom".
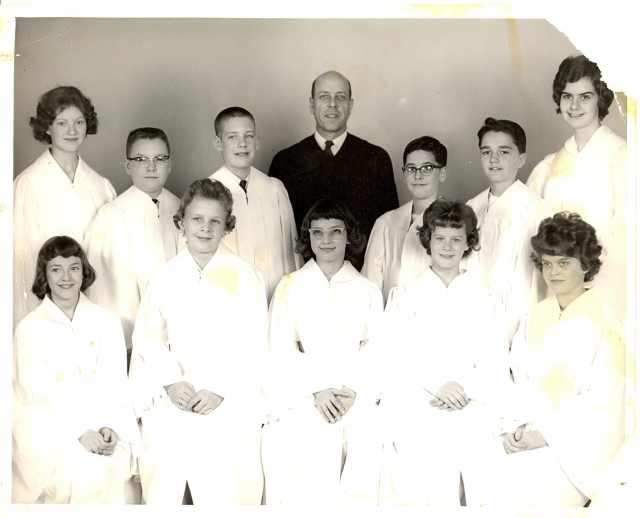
{"left": 239, "top": 179, "right": 248, "bottom": 193}
{"left": 324, "top": 140, "right": 334, "bottom": 157}
{"left": 152, "top": 198, "right": 159, "bottom": 217}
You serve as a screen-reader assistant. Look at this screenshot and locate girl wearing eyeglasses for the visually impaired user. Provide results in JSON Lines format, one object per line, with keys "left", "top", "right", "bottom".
{"left": 466, "top": 117, "right": 551, "bottom": 346}
{"left": 262, "top": 199, "right": 384, "bottom": 505}
{"left": 14, "top": 86, "right": 116, "bottom": 329}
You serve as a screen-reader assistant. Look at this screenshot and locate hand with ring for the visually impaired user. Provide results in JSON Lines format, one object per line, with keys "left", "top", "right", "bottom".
{"left": 165, "top": 381, "right": 196, "bottom": 411}
{"left": 185, "top": 389, "right": 224, "bottom": 415}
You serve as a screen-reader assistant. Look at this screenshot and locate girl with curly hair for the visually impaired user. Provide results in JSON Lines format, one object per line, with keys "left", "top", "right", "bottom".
{"left": 378, "top": 199, "right": 511, "bottom": 505}
{"left": 526, "top": 55, "right": 627, "bottom": 325}
{"left": 14, "top": 86, "right": 116, "bottom": 328}
{"left": 466, "top": 213, "right": 627, "bottom": 507}
{"left": 129, "top": 179, "right": 266, "bottom": 504}
{"left": 12, "top": 236, "right": 141, "bottom": 503}
{"left": 262, "top": 199, "right": 384, "bottom": 504}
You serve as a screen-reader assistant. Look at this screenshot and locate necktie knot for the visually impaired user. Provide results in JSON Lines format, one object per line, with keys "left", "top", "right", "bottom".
{"left": 239, "top": 179, "right": 248, "bottom": 193}
{"left": 324, "top": 140, "right": 334, "bottom": 157}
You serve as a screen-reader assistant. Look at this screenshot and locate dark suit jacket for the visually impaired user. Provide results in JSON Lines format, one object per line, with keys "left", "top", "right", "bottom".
{"left": 269, "top": 133, "right": 399, "bottom": 266}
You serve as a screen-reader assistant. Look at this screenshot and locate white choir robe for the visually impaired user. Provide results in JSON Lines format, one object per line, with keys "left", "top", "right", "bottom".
{"left": 526, "top": 125, "right": 627, "bottom": 325}
{"left": 378, "top": 268, "right": 511, "bottom": 506}
{"left": 361, "top": 200, "right": 432, "bottom": 304}
{"left": 210, "top": 166, "right": 302, "bottom": 302}
{"left": 466, "top": 180, "right": 552, "bottom": 344}
{"left": 12, "top": 293, "right": 142, "bottom": 504}
{"left": 262, "top": 259, "right": 384, "bottom": 505}
{"left": 13, "top": 149, "right": 116, "bottom": 328}
{"left": 85, "top": 185, "right": 181, "bottom": 349}
{"left": 466, "top": 289, "right": 628, "bottom": 506}
{"left": 130, "top": 244, "right": 267, "bottom": 505}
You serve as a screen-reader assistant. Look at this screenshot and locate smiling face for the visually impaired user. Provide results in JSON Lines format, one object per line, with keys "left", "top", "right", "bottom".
{"left": 480, "top": 131, "right": 526, "bottom": 190}
{"left": 540, "top": 254, "right": 586, "bottom": 308}
{"left": 429, "top": 225, "right": 467, "bottom": 276}
{"left": 46, "top": 105, "right": 87, "bottom": 154}
{"left": 214, "top": 116, "right": 259, "bottom": 179}
{"left": 403, "top": 150, "right": 446, "bottom": 203}
{"left": 180, "top": 196, "right": 228, "bottom": 267}
{"left": 125, "top": 138, "right": 171, "bottom": 199}
{"left": 559, "top": 76, "right": 600, "bottom": 134}
{"left": 309, "top": 72, "right": 353, "bottom": 140}
{"left": 309, "top": 218, "right": 348, "bottom": 267}
{"left": 46, "top": 255, "right": 83, "bottom": 308}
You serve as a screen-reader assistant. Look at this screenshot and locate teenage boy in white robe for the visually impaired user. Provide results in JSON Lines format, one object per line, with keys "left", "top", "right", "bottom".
{"left": 362, "top": 136, "right": 447, "bottom": 304}
{"left": 466, "top": 118, "right": 551, "bottom": 345}
{"left": 263, "top": 199, "right": 384, "bottom": 505}
{"left": 210, "top": 107, "right": 302, "bottom": 301}
{"left": 85, "top": 128, "right": 180, "bottom": 359}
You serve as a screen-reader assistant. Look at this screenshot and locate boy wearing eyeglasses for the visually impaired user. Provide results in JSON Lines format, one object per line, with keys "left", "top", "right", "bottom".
{"left": 209, "top": 107, "right": 302, "bottom": 301}
{"left": 85, "top": 127, "right": 181, "bottom": 361}
{"left": 362, "top": 136, "right": 447, "bottom": 304}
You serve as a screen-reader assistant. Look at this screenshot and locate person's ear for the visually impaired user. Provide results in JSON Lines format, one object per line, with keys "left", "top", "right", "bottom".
{"left": 517, "top": 153, "right": 527, "bottom": 169}
{"left": 255, "top": 133, "right": 261, "bottom": 152}
{"left": 439, "top": 167, "right": 447, "bottom": 183}
{"left": 123, "top": 158, "right": 132, "bottom": 176}
{"left": 213, "top": 135, "right": 222, "bottom": 152}
{"left": 309, "top": 97, "right": 315, "bottom": 115}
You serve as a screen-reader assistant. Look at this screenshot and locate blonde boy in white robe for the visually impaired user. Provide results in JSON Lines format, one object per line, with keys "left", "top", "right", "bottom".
{"left": 466, "top": 118, "right": 551, "bottom": 345}
{"left": 362, "top": 136, "right": 447, "bottom": 304}
{"left": 85, "top": 128, "right": 180, "bottom": 353}
{"left": 210, "top": 107, "right": 302, "bottom": 301}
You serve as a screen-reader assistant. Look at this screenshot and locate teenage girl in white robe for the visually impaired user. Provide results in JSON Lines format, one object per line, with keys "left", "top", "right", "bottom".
{"left": 466, "top": 118, "right": 551, "bottom": 344}
{"left": 14, "top": 86, "right": 116, "bottom": 329}
{"left": 465, "top": 213, "right": 627, "bottom": 507}
{"left": 12, "top": 236, "right": 141, "bottom": 504}
{"left": 362, "top": 136, "right": 447, "bottom": 304}
{"left": 130, "top": 179, "right": 266, "bottom": 505}
{"left": 263, "top": 199, "right": 384, "bottom": 505}
{"left": 526, "top": 55, "right": 627, "bottom": 327}
{"left": 378, "top": 200, "right": 511, "bottom": 506}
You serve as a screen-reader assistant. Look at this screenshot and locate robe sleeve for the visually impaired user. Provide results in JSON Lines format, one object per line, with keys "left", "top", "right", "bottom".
{"left": 343, "top": 285, "right": 385, "bottom": 400}
{"left": 360, "top": 215, "right": 387, "bottom": 295}
{"left": 13, "top": 176, "right": 46, "bottom": 327}
{"left": 531, "top": 321, "right": 626, "bottom": 499}
{"left": 274, "top": 179, "right": 304, "bottom": 272}
{"left": 89, "top": 311, "right": 142, "bottom": 452}
{"left": 84, "top": 205, "right": 139, "bottom": 348}
{"left": 525, "top": 153, "right": 554, "bottom": 197}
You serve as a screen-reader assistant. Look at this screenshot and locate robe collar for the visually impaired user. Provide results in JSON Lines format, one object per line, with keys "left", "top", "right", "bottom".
{"left": 215, "top": 165, "right": 253, "bottom": 186}
{"left": 302, "top": 258, "right": 360, "bottom": 284}
{"left": 114, "top": 185, "right": 173, "bottom": 216}
{"left": 175, "top": 241, "right": 236, "bottom": 274}
{"left": 564, "top": 125, "right": 613, "bottom": 157}
{"left": 420, "top": 266, "right": 477, "bottom": 291}
{"left": 387, "top": 200, "right": 414, "bottom": 230}
{"left": 37, "top": 148, "right": 91, "bottom": 186}
{"left": 544, "top": 288, "right": 601, "bottom": 322}
{"left": 35, "top": 291, "right": 95, "bottom": 327}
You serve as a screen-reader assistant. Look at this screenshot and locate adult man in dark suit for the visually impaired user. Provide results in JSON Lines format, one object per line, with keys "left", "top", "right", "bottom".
{"left": 269, "top": 71, "right": 399, "bottom": 268}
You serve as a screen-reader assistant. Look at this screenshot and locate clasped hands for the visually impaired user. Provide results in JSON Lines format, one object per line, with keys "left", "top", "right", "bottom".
{"left": 313, "top": 385, "right": 356, "bottom": 424}
{"left": 502, "top": 424, "right": 547, "bottom": 454}
{"left": 165, "top": 381, "right": 223, "bottom": 415}
{"left": 78, "top": 427, "right": 118, "bottom": 455}
{"left": 429, "top": 381, "right": 470, "bottom": 411}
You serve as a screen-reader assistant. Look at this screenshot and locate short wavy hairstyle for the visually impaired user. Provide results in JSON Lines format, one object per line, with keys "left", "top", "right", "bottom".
{"left": 173, "top": 178, "right": 236, "bottom": 232}
{"left": 477, "top": 117, "right": 527, "bottom": 154}
{"left": 552, "top": 55, "right": 614, "bottom": 121}
{"left": 417, "top": 199, "right": 480, "bottom": 258}
{"left": 32, "top": 236, "right": 96, "bottom": 301}
{"left": 296, "top": 199, "right": 366, "bottom": 263}
{"left": 403, "top": 135, "right": 448, "bottom": 167}
{"left": 126, "top": 127, "right": 170, "bottom": 157}
{"left": 29, "top": 86, "right": 98, "bottom": 144}
{"left": 530, "top": 212, "right": 602, "bottom": 282}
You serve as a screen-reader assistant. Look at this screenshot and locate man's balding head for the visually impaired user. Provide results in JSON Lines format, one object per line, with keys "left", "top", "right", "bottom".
{"left": 309, "top": 71, "right": 354, "bottom": 140}
{"left": 311, "top": 71, "right": 352, "bottom": 99}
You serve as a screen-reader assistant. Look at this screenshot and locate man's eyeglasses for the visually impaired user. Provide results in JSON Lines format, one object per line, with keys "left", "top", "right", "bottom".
{"left": 127, "top": 155, "right": 171, "bottom": 168}
{"left": 401, "top": 164, "right": 442, "bottom": 177}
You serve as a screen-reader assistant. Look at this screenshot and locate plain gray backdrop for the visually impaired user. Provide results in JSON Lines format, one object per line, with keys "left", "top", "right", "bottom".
{"left": 13, "top": 18, "right": 627, "bottom": 207}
